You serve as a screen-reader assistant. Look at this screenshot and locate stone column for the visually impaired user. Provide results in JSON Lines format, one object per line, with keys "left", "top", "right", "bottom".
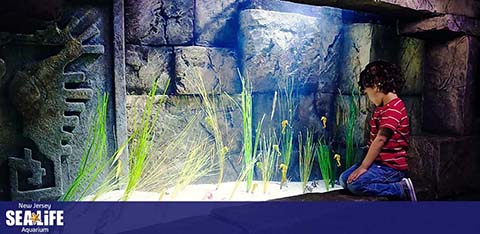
{"left": 400, "top": 14, "right": 480, "bottom": 199}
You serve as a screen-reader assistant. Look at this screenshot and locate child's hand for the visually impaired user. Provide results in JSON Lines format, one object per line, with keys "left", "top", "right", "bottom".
{"left": 347, "top": 167, "right": 368, "bottom": 184}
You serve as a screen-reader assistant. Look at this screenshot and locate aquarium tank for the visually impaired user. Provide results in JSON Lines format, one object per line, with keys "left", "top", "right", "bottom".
{"left": 3, "top": 0, "right": 478, "bottom": 202}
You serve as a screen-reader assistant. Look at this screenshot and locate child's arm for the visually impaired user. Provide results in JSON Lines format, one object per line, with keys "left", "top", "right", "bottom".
{"left": 360, "top": 128, "right": 393, "bottom": 168}
{"left": 347, "top": 128, "right": 393, "bottom": 183}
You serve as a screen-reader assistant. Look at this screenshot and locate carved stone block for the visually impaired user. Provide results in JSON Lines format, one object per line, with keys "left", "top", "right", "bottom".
{"left": 0, "top": 4, "right": 126, "bottom": 200}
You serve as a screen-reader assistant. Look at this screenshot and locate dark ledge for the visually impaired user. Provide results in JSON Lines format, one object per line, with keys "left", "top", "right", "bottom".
{"left": 273, "top": 189, "right": 391, "bottom": 201}
{"left": 281, "top": 0, "right": 438, "bottom": 19}
{"left": 400, "top": 14, "right": 480, "bottom": 38}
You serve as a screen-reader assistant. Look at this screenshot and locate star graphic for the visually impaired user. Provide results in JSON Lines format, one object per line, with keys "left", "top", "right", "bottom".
{"left": 30, "top": 213, "right": 41, "bottom": 224}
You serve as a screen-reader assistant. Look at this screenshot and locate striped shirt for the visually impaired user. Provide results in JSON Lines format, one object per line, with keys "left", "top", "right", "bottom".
{"left": 368, "top": 97, "right": 409, "bottom": 171}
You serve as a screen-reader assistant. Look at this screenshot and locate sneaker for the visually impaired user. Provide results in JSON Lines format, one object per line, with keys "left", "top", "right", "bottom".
{"left": 401, "top": 178, "right": 417, "bottom": 201}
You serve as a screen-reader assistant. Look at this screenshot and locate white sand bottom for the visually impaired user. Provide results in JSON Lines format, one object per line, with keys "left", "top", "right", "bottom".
{"left": 84, "top": 180, "right": 342, "bottom": 201}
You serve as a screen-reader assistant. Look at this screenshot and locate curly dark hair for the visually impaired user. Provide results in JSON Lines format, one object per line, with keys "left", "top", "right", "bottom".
{"left": 358, "top": 61, "right": 405, "bottom": 94}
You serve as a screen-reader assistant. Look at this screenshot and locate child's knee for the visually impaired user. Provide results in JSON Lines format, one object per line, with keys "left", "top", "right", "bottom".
{"left": 346, "top": 180, "right": 366, "bottom": 195}
{"left": 339, "top": 172, "right": 349, "bottom": 188}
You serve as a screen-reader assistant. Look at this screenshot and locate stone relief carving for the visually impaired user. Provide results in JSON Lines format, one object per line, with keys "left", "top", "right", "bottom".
{"left": 0, "top": 10, "right": 105, "bottom": 200}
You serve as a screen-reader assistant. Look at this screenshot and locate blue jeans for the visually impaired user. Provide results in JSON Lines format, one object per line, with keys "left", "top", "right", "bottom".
{"left": 340, "top": 163, "right": 406, "bottom": 198}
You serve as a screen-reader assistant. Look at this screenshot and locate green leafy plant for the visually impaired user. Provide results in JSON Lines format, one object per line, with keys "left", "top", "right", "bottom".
{"left": 278, "top": 75, "right": 296, "bottom": 187}
{"left": 124, "top": 96, "right": 217, "bottom": 199}
{"left": 65, "top": 75, "right": 227, "bottom": 201}
{"left": 316, "top": 140, "right": 332, "bottom": 191}
{"left": 60, "top": 93, "right": 110, "bottom": 201}
{"left": 230, "top": 154, "right": 258, "bottom": 200}
{"left": 345, "top": 98, "right": 357, "bottom": 169}
{"left": 338, "top": 87, "right": 359, "bottom": 170}
{"left": 86, "top": 137, "right": 130, "bottom": 201}
{"left": 257, "top": 131, "right": 279, "bottom": 194}
{"left": 239, "top": 70, "right": 255, "bottom": 192}
{"left": 121, "top": 79, "right": 167, "bottom": 201}
{"left": 298, "top": 130, "right": 315, "bottom": 193}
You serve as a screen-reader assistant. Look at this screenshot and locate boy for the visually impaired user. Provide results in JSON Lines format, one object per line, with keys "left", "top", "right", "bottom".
{"left": 339, "top": 61, "right": 417, "bottom": 201}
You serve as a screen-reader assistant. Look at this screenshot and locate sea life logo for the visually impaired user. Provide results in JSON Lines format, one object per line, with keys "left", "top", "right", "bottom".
{"left": 5, "top": 203, "right": 64, "bottom": 233}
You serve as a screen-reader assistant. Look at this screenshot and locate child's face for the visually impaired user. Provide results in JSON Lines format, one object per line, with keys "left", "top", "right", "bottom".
{"left": 364, "top": 87, "right": 384, "bottom": 106}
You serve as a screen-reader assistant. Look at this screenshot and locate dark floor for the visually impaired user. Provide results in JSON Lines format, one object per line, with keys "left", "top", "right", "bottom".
{"left": 442, "top": 190, "right": 480, "bottom": 201}
{"left": 274, "top": 189, "right": 480, "bottom": 201}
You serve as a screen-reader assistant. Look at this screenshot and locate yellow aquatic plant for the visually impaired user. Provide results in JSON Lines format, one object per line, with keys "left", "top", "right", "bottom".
{"left": 186, "top": 68, "right": 230, "bottom": 188}
{"left": 171, "top": 142, "right": 213, "bottom": 198}
{"left": 115, "top": 160, "right": 122, "bottom": 178}
{"left": 257, "top": 132, "right": 279, "bottom": 194}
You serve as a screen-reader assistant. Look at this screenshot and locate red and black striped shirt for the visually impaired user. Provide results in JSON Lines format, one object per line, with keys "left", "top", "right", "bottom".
{"left": 368, "top": 97, "right": 409, "bottom": 171}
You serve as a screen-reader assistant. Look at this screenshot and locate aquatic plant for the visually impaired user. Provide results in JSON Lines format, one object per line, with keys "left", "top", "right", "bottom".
{"left": 298, "top": 130, "right": 315, "bottom": 193}
{"left": 122, "top": 93, "right": 217, "bottom": 199}
{"left": 278, "top": 75, "right": 296, "bottom": 186}
{"left": 279, "top": 163, "right": 288, "bottom": 189}
{"left": 88, "top": 152, "right": 125, "bottom": 201}
{"left": 239, "top": 70, "right": 255, "bottom": 192}
{"left": 188, "top": 68, "right": 229, "bottom": 188}
{"left": 270, "top": 91, "right": 277, "bottom": 121}
{"left": 60, "top": 93, "right": 110, "bottom": 201}
{"left": 64, "top": 74, "right": 225, "bottom": 201}
{"left": 230, "top": 84, "right": 270, "bottom": 197}
{"left": 338, "top": 87, "right": 359, "bottom": 169}
{"left": 230, "top": 154, "right": 258, "bottom": 199}
{"left": 135, "top": 112, "right": 206, "bottom": 195}
{"left": 316, "top": 140, "right": 332, "bottom": 191}
{"left": 345, "top": 100, "right": 356, "bottom": 168}
{"left": 132, "top": 72, "right": 222, "bottom": 197}
{"left": 257, "top": 131, "right": 279, "bottom": 194}
{"left": 61, "top": 93, "right": 133, "bottom": 202}
{"left": 121, "top": 79, "right": 166, "bottom": 201}
{"left": 171, "top": 141, "right": 214, "bottom": 198}
{"left": 84, "top": 131, "right": 132, "bottom": 201}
